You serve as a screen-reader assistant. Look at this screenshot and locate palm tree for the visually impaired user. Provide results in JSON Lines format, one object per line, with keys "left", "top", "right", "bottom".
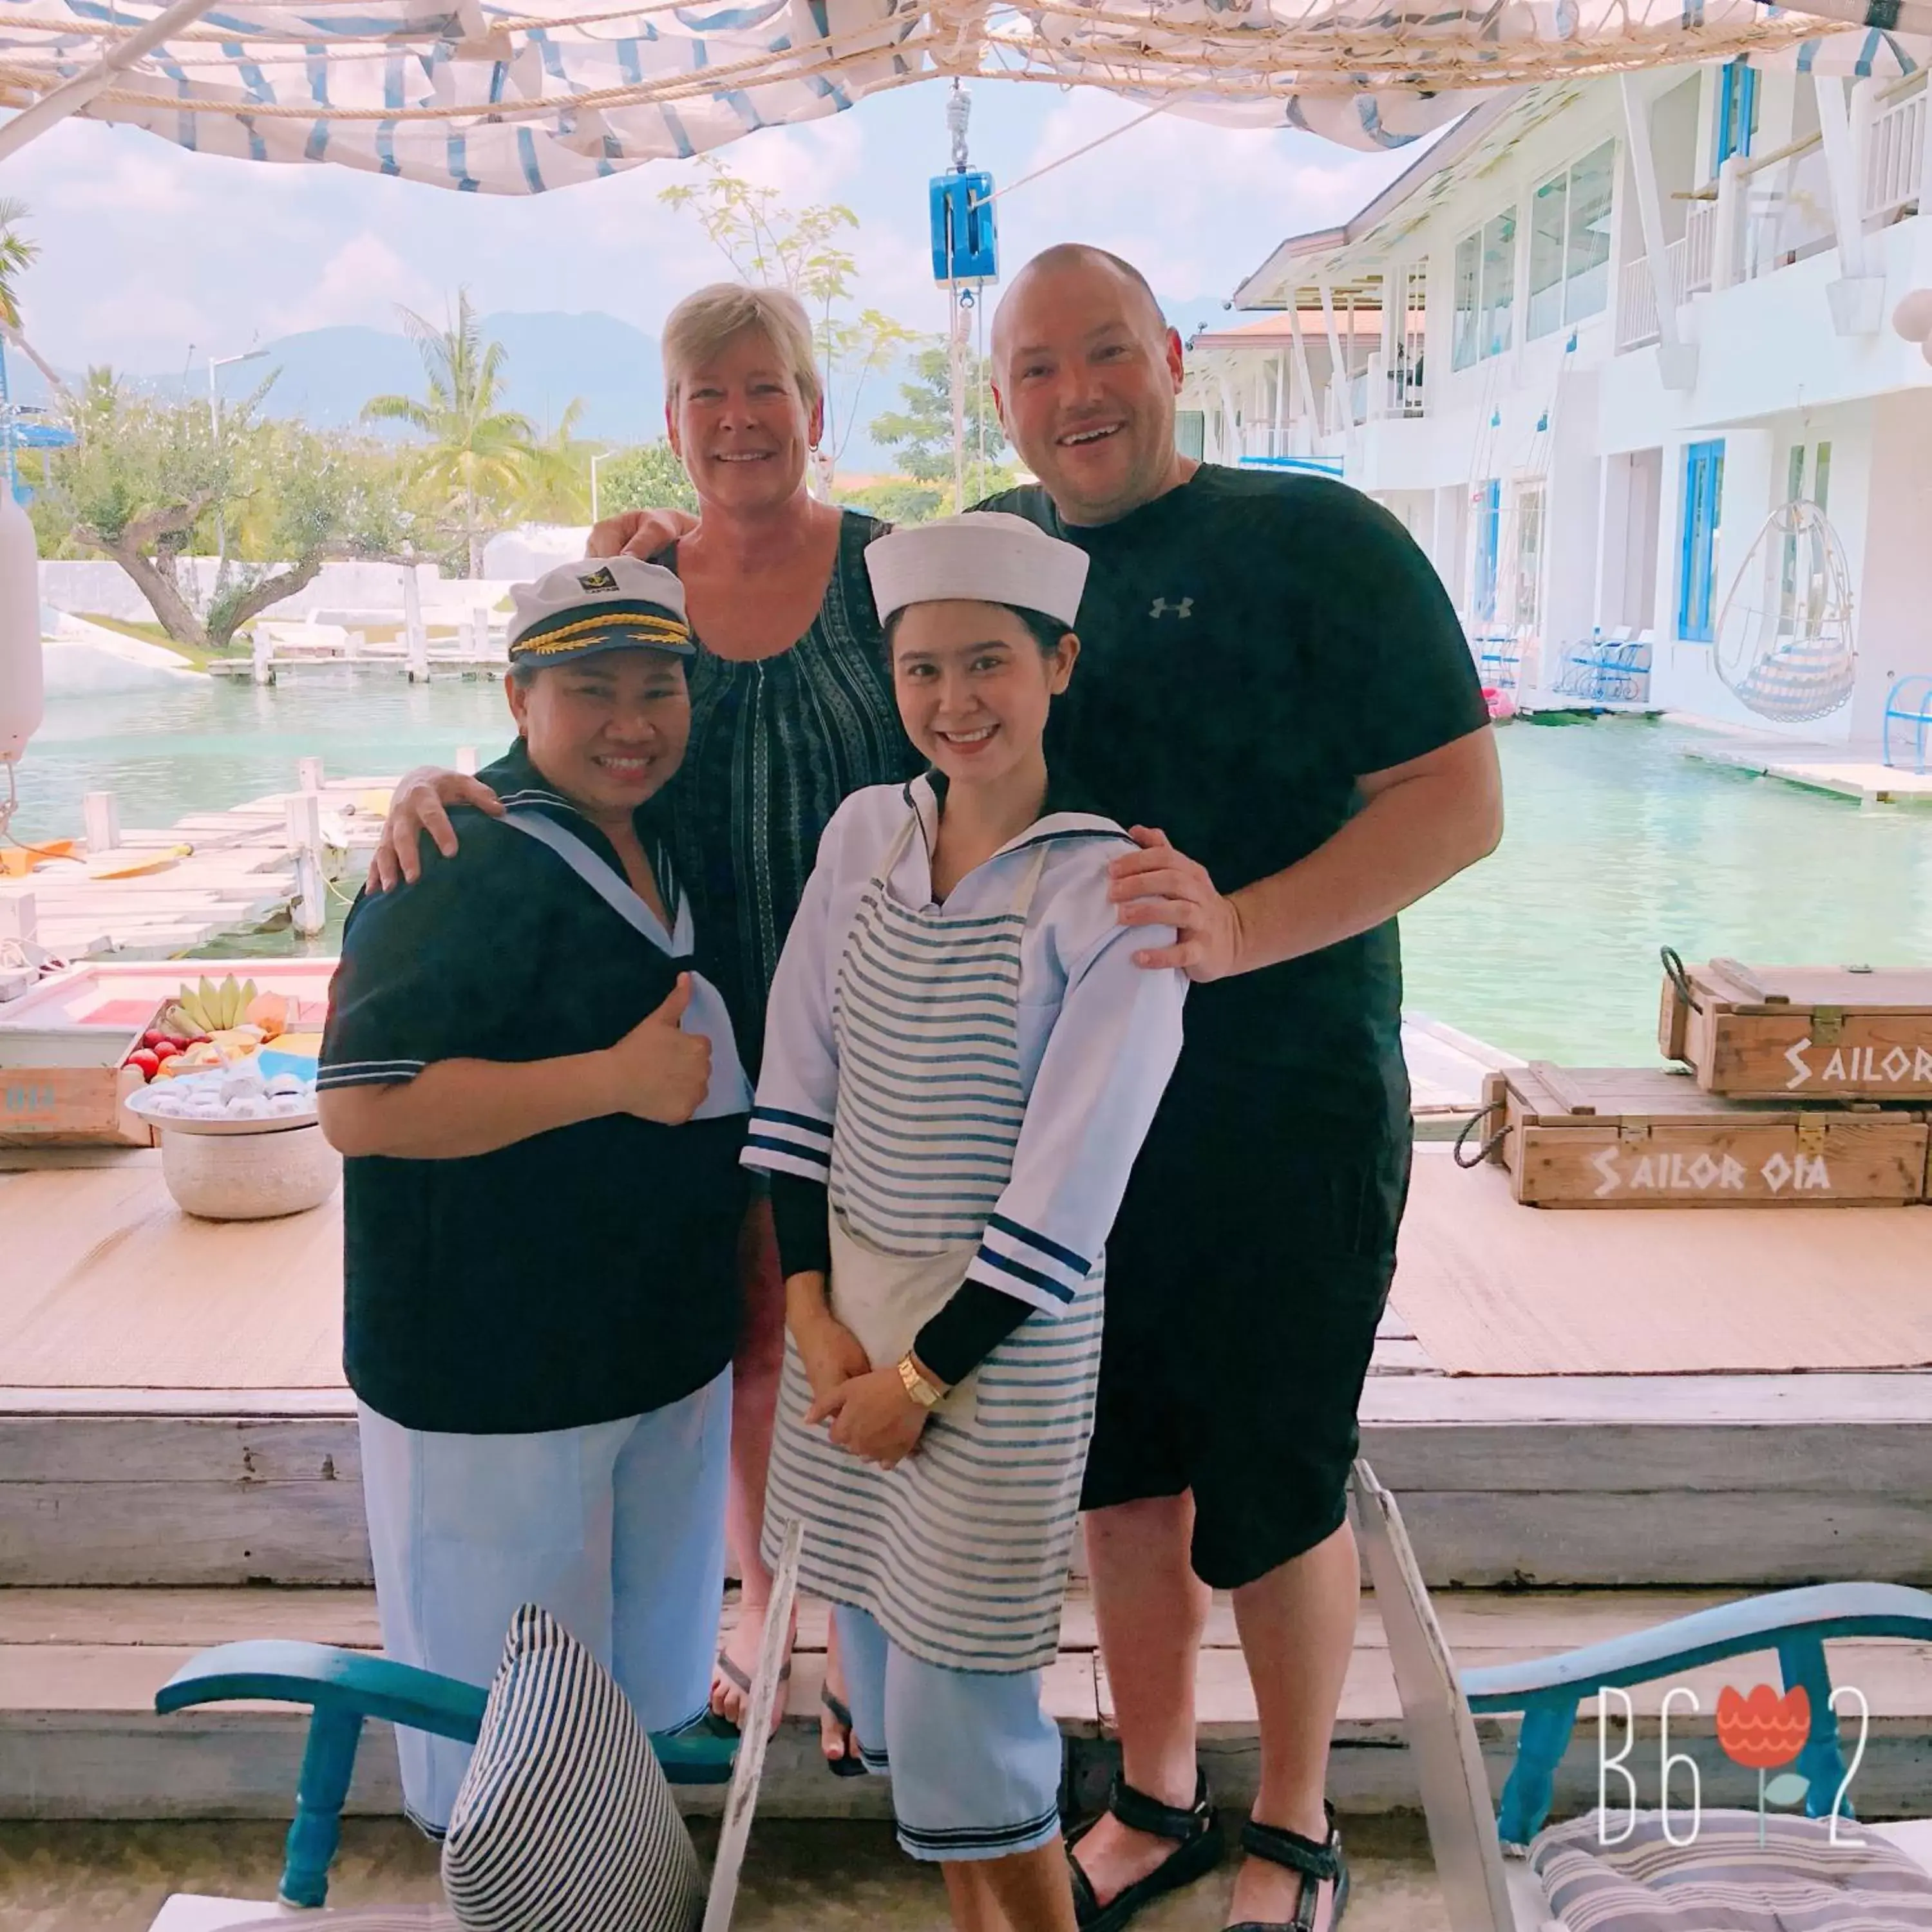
{"left": 516, "top": 399, "right": 592, "bottom": 526}
{"left": 0, "top": 198, "right": 66, "bottom": 402}
{"left": 361, "top": 289, "right": 539, "bottom": 576}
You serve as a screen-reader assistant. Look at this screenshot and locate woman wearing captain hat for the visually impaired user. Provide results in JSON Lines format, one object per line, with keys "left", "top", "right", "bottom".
{"left": 743, "top": 513, "right": 1188, "bottom": 1931}
{"left": 318, "top": 558, "right": 752, "bottom": 1833}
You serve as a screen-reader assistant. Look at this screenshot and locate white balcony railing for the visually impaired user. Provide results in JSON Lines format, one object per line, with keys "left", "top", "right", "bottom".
{"left": 1678, "top": 198, "right": 1716, "bottom": 299}
{"left": 1615, "top": 74, "right": 1926, "bottom": 357}
{"left": 1616, "top": 254, "right": 1661, "bottom": 350}
{"left": 1866, "top": 85, "right": 1926, "bottom": 225}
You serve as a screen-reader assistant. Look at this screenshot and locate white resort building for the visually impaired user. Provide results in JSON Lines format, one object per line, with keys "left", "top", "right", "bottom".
{"left": 1184, "top": 58, "right": 1932, "bottom": 752}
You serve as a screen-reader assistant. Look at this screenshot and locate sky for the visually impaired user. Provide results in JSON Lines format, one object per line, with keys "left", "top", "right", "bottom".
{"left": 5, "top": 79, "right": 1431, "bottom": 383}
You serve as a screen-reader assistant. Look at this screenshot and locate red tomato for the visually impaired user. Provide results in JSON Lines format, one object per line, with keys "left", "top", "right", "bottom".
{"left": 127, "top": 1048, "right": 161, "bottom": 1080}
{"left": 142, "top": 1029, "right": 172, "bottom": 1051}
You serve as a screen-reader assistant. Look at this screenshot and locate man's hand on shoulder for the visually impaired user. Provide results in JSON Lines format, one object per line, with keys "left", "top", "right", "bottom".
{"left": 368, "top": 766, "right": 506, "bottom": 892}
{"left": 1108, "top": 827, "right": 1246, "bottom": 981}
{"left": 587, "top": 507, "right": 701, "bottom": 560}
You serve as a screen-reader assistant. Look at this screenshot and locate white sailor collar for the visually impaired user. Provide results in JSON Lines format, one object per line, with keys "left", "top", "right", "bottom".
{"left": 901, "top": 769, "right": 1130, "bottom": 866}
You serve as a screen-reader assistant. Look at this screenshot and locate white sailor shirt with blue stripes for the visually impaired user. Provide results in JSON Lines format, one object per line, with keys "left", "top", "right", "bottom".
{"left": 744, "top": 777, "right": 1186, "bottom": 1671}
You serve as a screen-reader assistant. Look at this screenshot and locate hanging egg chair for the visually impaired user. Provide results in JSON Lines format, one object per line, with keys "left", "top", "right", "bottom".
{"left": 1712, "top": 499, "right": 1858, "bottom": 724}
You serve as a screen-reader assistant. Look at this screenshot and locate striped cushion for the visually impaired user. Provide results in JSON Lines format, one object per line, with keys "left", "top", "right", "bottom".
{"left": 1531, "top": 1808, "right": 1932, "bottom": 1929}
{"left": 440, "top": 1604, "right": 705, "bottom": 1932}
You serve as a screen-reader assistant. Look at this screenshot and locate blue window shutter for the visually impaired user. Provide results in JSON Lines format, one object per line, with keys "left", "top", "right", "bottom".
{"left": 1678, "top": 440, "right": 1725, "bottom": 643}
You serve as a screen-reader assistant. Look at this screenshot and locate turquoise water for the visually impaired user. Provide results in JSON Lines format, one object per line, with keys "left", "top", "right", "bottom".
{"left": 13, "top": 674, "right": 1932, "bottom": 1063}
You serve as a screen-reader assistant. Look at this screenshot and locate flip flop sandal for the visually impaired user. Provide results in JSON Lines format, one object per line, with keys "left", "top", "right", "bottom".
{"left": 1226, "top": 1804, "right": 1350, "bottom": 1932}
{"left": 1066, "top": 1768, "right": 1224, "bottom": 1932}
{"left": 699, "top": 1648, "right": 791, "bottom": 1739}
{"left": 819, "top": 1687, "right": 868, "bottom": 1779}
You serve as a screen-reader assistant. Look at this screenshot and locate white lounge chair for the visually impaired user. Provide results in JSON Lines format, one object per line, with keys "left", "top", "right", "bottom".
{"left": 1351, "top": 1461, "right": 1932, "bottom": 1929}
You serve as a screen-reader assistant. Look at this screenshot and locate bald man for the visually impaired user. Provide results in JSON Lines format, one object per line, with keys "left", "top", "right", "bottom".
{"left": 388, "top": 245, "right": 1501, "bottom": 1932}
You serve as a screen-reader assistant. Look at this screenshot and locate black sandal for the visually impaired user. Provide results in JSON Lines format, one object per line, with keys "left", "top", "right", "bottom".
{"left": 819, "top": 1688, "right": 867, "bottom": 1780}
{"left": 1226, "top": 1805, "right": 1349, "bottom": 1932}
{"left": 1066, "top": 1769, "right": 1224, "bottom": 1932}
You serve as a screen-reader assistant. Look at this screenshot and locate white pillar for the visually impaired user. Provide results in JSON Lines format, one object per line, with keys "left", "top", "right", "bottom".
{"left": 1620, "top": 74, "right": 1698, "bottom": 389}
{"left": 1286, "top": 303, "right": 1318, "bottom": 455}
{"left": 402, "top": 567, "right": 428, "bottom": 682}
{"left": 296, "top": 755, "right": 325, "bottom": 794}
{"left": 0, "top": 891, "right": 37, "bottom": 945}
{"left": 82, "top": 791, "right": 120, "bottom": 855}
{"left": 1712, "top": 154, "right": 1745, "bottom": 291}
{"left": 1318, "top": 283, "right": 1349, "bottom": 421}
{"left": 283, "top": 791, "right": 327, "bottom": 938}
{"left": 251, "top": 626, "right": 274, "bottom": 687}
{"left": 1816, "top": 76, "right": 1866, "bottom": 277}
{"left": 1273, "top": 350, "right": 1288, "bottom": 458}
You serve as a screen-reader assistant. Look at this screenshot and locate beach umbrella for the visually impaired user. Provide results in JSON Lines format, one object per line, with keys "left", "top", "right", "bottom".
{"left": 1, "top": 0, "right": 1928, "bottom": 188}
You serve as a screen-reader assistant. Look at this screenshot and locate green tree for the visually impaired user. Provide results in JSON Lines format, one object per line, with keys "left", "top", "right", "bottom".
{"left": 53, "top": 372, "right": 412, "bottom": 652}
{"left": 514, "top": 401, "right": 593, "bottom": 526}
{"left": 870, "top": 343, "right": 1016, "bottom": 509}
{"left": 596, "top": 440, "right": 699, "bottom": 519}
{"left": 839, "top": 478, "right": 946, "bottom": 526}
{"left": 0, "top": 199, "right": 68, "bottom": 424}
{"left": 659, "top": 160, "right": 917, "bottom": 487}
{"left": 361, "top": 289, "right": 549, "bottom": 576}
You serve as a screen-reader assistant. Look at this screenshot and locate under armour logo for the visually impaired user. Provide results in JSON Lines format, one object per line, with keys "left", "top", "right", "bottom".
{"left": 1149, "top": 596, "right": 1194, "bottom": 620}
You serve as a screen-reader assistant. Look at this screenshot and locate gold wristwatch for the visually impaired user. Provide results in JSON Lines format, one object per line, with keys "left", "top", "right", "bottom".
{"left": 896, "top": 1352, "right": 946, "bottom": 1410}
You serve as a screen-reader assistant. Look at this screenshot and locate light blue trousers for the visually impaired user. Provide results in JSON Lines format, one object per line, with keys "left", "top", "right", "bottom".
{"left": 833, "top": 1604, "right": 1065, "bottom": 1863}
{"left": 357, "top": 1368, "right": 731, "bottom": 1832}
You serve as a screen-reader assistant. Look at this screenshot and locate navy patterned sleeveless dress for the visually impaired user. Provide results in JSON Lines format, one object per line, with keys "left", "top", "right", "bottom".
{"left": 661, "top": 511, "right": 923, "bottom": 1078}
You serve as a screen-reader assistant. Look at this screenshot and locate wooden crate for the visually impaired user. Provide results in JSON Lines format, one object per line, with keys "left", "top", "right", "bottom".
{"left": 1, "top": 959, "right": 337, "bottom": 1146}
{"left": 1482, "top": 1064, "right": 1928, "bottom": 1208}
{"left": 0, "top": 1063, "right": 151, "bottom": 1145}
{"left": 1660, "top": 959, "right": 1932, "bottom": 1101}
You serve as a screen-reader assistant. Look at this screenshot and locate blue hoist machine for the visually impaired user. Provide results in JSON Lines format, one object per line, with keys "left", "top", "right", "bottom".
{"left": 929, "top": 82, "right": 998, "bottom": 510}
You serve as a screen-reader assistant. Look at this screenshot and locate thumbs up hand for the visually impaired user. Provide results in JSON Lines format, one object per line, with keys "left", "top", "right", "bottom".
{"left": 604, "top": 974, "right": 712, "bottom": 1124}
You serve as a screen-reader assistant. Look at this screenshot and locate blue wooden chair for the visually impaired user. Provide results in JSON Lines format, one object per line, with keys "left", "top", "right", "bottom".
{"left": 146, "top": 1526, "right": 801, "bottom": 1932}
{"left": 1351, "top": 1460, "right": 1932, "bottom": 1930}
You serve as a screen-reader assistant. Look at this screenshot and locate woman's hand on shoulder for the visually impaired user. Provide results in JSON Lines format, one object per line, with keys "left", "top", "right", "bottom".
{"left": 368, "top": 766, "right": 506, "bottom": 891}
{"left": 600, "top": 974, "right": 712, "bottom": 1124}
{"left": 587, "top": 508, "right": 700, "bottom": 560}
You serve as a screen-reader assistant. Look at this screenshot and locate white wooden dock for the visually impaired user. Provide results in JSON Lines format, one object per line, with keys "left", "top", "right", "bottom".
{"left": 1681, "top": 734, "right": 1932, "bottom": 807}
{"left": 0, "top": 774, "right": 393, "bottom": 960}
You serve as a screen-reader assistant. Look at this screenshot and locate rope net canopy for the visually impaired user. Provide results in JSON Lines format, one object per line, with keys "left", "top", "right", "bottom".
{"left": 1, "top": 0, "right": 1925, "bottom": 191}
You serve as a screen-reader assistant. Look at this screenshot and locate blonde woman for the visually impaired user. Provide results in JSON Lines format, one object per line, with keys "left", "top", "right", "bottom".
{"left": 371, "top": 285, "right": 922, "bottom": 1768}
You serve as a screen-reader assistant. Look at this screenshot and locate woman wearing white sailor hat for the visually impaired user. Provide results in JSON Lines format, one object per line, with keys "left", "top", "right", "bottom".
{"left": 743, "top": 511, "right": 1188, "bottom": 1932}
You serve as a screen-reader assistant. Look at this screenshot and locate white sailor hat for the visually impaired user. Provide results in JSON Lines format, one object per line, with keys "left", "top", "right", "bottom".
{"left": 507, "top": 557, "right": 695, "bottom": 666}
{"left": 866, "top": 512, "right": 1088, "bottom": 630}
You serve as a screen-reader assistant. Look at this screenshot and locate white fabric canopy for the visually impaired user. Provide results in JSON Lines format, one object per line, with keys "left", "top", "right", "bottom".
{"left": 0, "top": 0, "right": 1925, "bottom": 191}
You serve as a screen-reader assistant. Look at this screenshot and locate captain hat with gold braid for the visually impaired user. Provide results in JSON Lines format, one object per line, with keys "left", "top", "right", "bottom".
{"left": 507, "top": 556, "right": 696, "bottom": 667}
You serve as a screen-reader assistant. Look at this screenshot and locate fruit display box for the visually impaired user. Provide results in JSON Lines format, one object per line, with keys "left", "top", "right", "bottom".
{"left": 0, "top": 958, "right": 336, "bottom": 1145}
{"left": 1479, "top": 1063, "right": 1929, "bottom": 1208}
{"left": 1660, "top": 958, "right": 1932, "bottom": 1101}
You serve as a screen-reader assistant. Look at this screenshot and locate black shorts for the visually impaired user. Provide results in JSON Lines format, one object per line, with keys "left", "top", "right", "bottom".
{"left": 1082, "top": 1070, "right": 1412, "bottom": 1591}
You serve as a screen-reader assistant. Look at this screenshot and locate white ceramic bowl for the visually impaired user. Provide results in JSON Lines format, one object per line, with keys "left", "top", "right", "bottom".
{"left": 158, "top": 1121, "right": 341, "bottom": 1220}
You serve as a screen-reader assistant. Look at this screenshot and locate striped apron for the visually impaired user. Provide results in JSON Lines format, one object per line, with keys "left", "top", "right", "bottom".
{"left": 762, "top": 810, "right": 1104, "bottom": 1674}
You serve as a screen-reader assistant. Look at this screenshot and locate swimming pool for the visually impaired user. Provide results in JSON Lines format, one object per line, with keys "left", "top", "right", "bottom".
{"left": 14, "top": 673, "right": 1931, "bottom": 1066}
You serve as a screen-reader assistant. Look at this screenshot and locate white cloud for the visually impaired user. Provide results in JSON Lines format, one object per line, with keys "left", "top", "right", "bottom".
{"left": 994, "top": 92, "right": 1417, "bottom": 304}
{"left": 253, "top": 232, "right": 445, "bottom": 337}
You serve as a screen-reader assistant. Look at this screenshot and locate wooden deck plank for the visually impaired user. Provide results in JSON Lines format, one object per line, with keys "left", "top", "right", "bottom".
{"left": 11, "top": 1583, "right": 1932, "bottom": 1821}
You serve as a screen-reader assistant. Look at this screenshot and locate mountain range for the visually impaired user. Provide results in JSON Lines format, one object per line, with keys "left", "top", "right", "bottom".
{"left": 6, "top": 308, "right": 914, "bottom": 470}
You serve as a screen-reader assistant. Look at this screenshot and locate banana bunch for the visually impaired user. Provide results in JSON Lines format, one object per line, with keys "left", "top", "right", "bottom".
{"left": 164, "top": 974, "right": 258, "bottom": 1038}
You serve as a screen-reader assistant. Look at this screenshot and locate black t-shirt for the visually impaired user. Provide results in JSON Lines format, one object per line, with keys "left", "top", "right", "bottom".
{"left": 318, "top": 742, "right": 748, "bottom": 1435}
{"left": 983, "top": 466, "right": 1490, "bottom": 1130}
